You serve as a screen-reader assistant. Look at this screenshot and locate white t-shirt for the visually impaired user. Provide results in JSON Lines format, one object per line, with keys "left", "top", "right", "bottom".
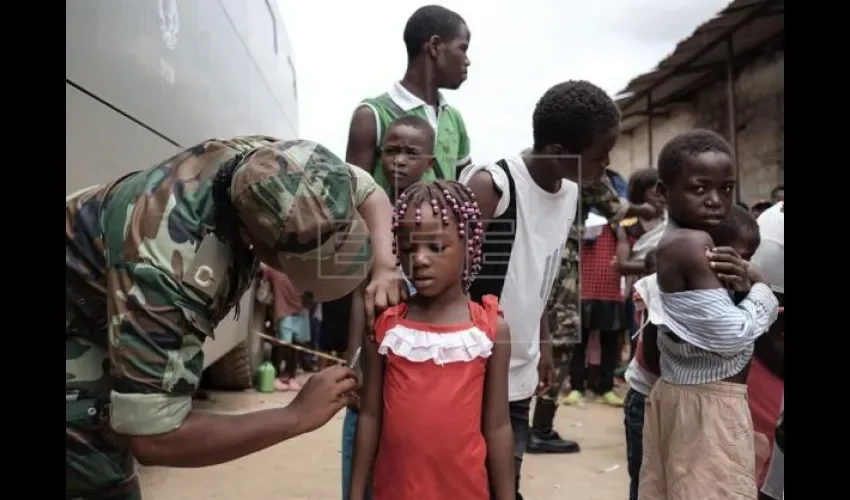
{"left": 624, "top": 356, "right": 657, "bottom": 396}
{"left": 752, "top": 201, "right": 784, "bottom": 294}
{"left": 460, "top": 155, "right": 578, "bottom": 401}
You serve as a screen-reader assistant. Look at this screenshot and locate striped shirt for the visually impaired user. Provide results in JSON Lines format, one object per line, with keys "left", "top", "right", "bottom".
{"left": 655, "top": 284, "right": 779, "bottom": 385}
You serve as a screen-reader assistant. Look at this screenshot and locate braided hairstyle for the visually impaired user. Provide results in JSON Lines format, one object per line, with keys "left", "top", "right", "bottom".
{"left": 391, "top": 180, "right": 484, "bottom": 292}
{"left": 211, "top": 152, "right": 257, "bottom": 312}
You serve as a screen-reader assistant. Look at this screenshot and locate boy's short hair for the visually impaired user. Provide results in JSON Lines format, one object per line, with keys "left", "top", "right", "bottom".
{"left": 532, "top": 80, "right": 620, "bottom": 154}
{"left": 403, "top": 5, "right": 466, "bottom": 60}
{"left": 713, "top": 205, "right": 759, "bottom": 247}
{"left": 384, "top": 115, "right": 435, "bottom": 150}
{"left": 657, "top": 129, "right": 733, "bottom": 185}
{"left": 627, "top": 168, "right": 659, "bottom": 204}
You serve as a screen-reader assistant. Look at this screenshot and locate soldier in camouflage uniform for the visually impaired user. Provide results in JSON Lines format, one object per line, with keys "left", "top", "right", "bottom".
{"left": 527, "top": 174, "right": 662, "bottom": 454}
{"left": 66, "top": 138, "right": 406, "bottom": 499}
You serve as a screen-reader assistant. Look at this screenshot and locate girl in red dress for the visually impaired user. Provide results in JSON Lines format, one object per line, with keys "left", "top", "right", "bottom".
{"left": 349, "top": 180, "right": 515, "bottom": 500}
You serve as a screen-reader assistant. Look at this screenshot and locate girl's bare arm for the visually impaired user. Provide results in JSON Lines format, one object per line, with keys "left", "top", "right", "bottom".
{"left": 614, "top": 226, "right": 646, "bottom": 275}
{"left": 348, "top": 334, "right": 384, "bottom": 499}
{"left": 482, "top": 319, "right": 515, "bottom": 500}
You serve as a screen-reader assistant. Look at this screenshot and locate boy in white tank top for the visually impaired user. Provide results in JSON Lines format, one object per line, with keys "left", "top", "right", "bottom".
{"left": 463, "top": 80, "right": 623, "bottom": 500}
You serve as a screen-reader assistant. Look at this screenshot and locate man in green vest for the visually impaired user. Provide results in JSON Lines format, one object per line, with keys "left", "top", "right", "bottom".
{"left": 345, "top": 4, "right": 472, "bottom": 186}
{"left": 338, "top": 5, "right": 473, "bottom": 499}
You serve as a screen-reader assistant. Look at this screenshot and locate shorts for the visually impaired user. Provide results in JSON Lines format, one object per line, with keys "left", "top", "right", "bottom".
{"left": 278, "top": 310, "right": 311, "bottom": 344}
{"left": 639, "top": 380, "right": 756, "bottom": 499}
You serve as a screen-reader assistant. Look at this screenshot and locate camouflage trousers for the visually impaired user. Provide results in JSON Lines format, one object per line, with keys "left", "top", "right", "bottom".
{"left": 541, "top": 239, "right": 580, "bottom": 402}
{"left": 538, "top": 344, "right": 574, "bottom": 403}
{"left": 548, "top": 240, "right": 580, "bottom": 346}
{"left": 66, "top": 335, "right": 140, "bottom": 499}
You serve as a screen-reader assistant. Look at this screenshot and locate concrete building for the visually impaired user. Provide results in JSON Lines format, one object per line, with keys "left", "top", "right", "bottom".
{"left": 610, "top": 0, "right": 784, "bottom": 204}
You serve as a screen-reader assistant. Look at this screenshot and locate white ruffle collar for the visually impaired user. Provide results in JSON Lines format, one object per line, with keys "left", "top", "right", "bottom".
{"left": 378, "top": 323, "right": 493, "bottom": 365}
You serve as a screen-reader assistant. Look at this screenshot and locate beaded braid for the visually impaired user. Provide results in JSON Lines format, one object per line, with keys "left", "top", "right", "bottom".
{"left": 211, "top": 153, "right": 255, "bottom": 314}
{"left": 391, "top": 180, "right": 485, "bottom": 292}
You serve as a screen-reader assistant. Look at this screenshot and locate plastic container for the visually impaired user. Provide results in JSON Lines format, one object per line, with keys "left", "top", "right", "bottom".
{"left": 255, "top": 361, "right": 277, "bottom": 393}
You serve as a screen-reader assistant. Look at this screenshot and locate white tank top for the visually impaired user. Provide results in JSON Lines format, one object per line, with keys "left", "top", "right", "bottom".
{"left": 461, "top": 155, "right": 578, "bottom": 401}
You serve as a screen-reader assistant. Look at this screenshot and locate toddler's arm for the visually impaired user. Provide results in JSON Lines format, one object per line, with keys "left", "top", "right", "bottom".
{"left": 351, "top": 167, "right": 407, "bottom": 327}
{"left": 483, "top": 319, "right": 515, "bottom": 500}
{"left": 614, "top": 225, "right": 646, "bottom": 275}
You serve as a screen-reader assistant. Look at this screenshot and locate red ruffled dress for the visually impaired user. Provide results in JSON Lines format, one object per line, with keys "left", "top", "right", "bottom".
{"left": 371, "top": 295, "right": 501, "bottom": 500}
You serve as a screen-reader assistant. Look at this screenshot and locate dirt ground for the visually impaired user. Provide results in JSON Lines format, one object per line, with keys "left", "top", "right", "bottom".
{"left": 140, "top": 385, "right": 630, "bottom": 500}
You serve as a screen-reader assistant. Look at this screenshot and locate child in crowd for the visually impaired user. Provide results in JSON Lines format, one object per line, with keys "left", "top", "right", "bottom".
{"left": 564, "top": 167, "right": 641, "bottom": 407}
{"left": 750, "top": 200, "right": 784, "bottom": 498}
{"left": 619, "top": 168, "right": 666, "bottom": 369}
{"left": 624, "top": 205, "right": 761, "bottom": 500}
{"left": 272, "top": 296, "right": 314, "bottom": 391}
{"left": 698, "top": 205, "right": 784, "bottom": 492}
{"left": 260, "top": 265, "right": 309, "bottom": 391}
{"left": 379, "top": 115, "right": 438, "bottom": 197}
{"left": 340, "top": 115, "right": 437, "bottom": 500}
{"left": 563, "top": 212, "right": 630, "bottom": 407}
{"left": 621, "top": 168, "right": 666, "bottom": 294}
{"left": 462, "top": 80, "right": 616, "bottom": 499}
{"left": 350, "top": 181, "right": 514, "bottom": 500}
{"left": 638, "top": 130, "right": 779, "bottom": 500}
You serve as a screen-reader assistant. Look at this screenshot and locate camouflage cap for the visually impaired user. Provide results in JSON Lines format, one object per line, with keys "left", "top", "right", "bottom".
{"left": 230, "top": 139, "right": 372, "bottom": 302}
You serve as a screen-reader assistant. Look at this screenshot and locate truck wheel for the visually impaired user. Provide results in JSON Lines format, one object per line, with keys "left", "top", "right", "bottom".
{"left": 203, "top": 299, "right": 269, "bottom": 391}
{"left": 204, "top": 341, "right": 255, "bottom": 391}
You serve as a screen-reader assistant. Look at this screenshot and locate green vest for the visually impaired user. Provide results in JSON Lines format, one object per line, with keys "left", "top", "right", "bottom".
{"left": 361, "top": 92, "right": 470, "bottom": 193}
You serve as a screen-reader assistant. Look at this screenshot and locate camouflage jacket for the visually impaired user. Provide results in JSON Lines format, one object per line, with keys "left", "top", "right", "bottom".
{"left": 65, "top": 136, "right": 276, "bottom": 437}
{"left": 568, "top": 172, "right": 630, "bottom": 243}
{"left": 548, "top": 176, "right": 630, "bottom": 343}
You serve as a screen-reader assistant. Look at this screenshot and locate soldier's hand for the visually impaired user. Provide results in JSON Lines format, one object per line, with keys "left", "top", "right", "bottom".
{"left": 364, "top": 266, "right": 408, "bottom": 332}
{"left": 288, "top": 365, "right": 358, "bottom": 435}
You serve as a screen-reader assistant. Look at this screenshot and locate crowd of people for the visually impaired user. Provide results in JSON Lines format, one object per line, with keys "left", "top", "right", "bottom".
{"left": 65, "top": 4, "right": 784, "bottom": 500}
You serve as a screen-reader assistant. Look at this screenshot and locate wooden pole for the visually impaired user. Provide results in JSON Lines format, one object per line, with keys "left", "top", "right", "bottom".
{"left": 256, "top": 332, "right": 347, "bottom": 364}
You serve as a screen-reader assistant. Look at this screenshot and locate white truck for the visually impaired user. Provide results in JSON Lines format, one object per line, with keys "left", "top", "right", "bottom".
{"left": 66, "top": 0, "right": 299, "bottom": 389}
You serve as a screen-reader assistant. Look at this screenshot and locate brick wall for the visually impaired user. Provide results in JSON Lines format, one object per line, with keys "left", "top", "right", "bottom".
{"left": 610, "top": 104, "right": 696, "bottom": 179}
{"left": 610, "top": 50, "right": 784, "bottom": 204}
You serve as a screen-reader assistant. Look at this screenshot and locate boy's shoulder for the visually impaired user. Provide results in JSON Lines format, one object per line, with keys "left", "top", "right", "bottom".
{"left": 357, "top": 93, "right": 402, "bottom": 124}
{"left": 459, "top": 158, "right": 517, "bottom": 220}
{"left": 656, "top": 227, "right": 716, "bottom": 292}
{"left": 360, "top": 91, "right": 392, "bottom": 105}
{"left": 459, "top": 158, "right": 512, "bottom": 189}
{"left": 656, "top": 227, "right": 714, "bottom": 263}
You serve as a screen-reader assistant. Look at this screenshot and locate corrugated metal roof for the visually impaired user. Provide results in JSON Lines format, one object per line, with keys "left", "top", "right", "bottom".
{"left": 617, "top": 0, "right": 784, "bottom": 133}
